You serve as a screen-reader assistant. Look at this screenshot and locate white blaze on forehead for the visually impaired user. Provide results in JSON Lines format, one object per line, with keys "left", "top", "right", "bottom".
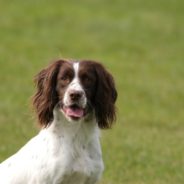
{"left": 71, "top": 62, "right": 81, "bottom": 90}
{"left": 73, "top": 62, "right": 79, "bottom": 78}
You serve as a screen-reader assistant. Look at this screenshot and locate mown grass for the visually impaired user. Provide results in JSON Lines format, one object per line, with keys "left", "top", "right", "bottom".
{"left": 0, "top": 0, "right": 184, "bottom": 183}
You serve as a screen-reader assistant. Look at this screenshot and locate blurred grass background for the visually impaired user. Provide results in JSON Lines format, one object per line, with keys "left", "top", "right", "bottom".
{"left": 0, "top": 0, "right": 184, "bottom": 183}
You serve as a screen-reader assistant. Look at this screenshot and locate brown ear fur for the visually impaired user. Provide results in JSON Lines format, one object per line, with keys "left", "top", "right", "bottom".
{"left": 93, "top": 62, "right": 117, "bottom": 129}
{"left": 32, "top": 60, "right": 64, "bottom": 127}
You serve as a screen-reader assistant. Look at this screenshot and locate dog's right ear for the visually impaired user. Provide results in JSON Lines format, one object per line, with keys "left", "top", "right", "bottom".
{"left": 33, "top": 60, "right": 65, "bottom": 127}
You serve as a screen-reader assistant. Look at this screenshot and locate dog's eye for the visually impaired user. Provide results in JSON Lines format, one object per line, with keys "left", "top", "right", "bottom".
{"left": 81, "top": 75, "right": 91, "bottom": 83}
{"left": 60, "top": 76, "right": 70, "bottom": 84}
{"left": 80, "top": 74, "right": 95, "bottom": 89}
{"left": 84, "top": 76, "right": 90, "bottom": 82}
{"left": 61, "top": 76, "right": 68, "bottom": 81}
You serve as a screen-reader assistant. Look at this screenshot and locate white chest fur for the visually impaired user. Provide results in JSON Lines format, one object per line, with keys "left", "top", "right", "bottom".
{"left": 0, "top": 117, "right": 104, "bottom": 184}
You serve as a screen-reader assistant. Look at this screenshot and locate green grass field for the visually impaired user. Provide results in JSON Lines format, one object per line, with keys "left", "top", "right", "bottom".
{"left": 0, "top": 0, "right": 183, "bottom": 183}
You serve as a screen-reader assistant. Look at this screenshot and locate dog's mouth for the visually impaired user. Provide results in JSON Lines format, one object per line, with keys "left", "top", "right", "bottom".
{"left": 62, "top": 104, "right": 86, "bottom": 120}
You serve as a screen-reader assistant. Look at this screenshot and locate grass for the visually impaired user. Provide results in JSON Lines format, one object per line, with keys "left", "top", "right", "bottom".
{"left": 0, "top": 0, "right": 184, "bottom": 183}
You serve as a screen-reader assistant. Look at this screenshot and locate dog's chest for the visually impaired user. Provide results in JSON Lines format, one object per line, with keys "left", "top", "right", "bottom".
{"left": 57, "top": 138, "right": 103, "bottom": 183}
{"left": 44, "top": 126, "right": 104, "bottom": 184}
{"left": 60, "top": 154, "right": 101, "bottom": 184}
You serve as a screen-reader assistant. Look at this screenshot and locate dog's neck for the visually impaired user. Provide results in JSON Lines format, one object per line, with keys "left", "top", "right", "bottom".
{"left": 43, "top": 108, "right": 99, "bottom": 146}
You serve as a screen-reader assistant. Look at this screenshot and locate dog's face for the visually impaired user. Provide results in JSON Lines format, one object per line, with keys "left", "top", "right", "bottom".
{"left": 56, "top": 62, "right": 96, "bottom": 122}
{"left": 33, "top": 59, "right": 117, "bottom": 129}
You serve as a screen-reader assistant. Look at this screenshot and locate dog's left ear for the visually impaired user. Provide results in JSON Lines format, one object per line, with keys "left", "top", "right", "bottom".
{"left": 33, "top": 60, "right": 65, "bottom": 127}
{"left": 93, "top": 62, "right": 117, "bottom": 129}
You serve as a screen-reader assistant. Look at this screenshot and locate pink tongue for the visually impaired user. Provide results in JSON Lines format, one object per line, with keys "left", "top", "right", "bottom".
{"left": 65, "top": 107, "right": 84, "bottom": 118}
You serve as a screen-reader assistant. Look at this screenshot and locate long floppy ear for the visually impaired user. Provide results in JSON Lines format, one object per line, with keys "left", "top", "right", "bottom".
{"left": 33, "top": 60, "right": 64, "bottom": 127}
{"left": 93, "top": 62, "right": 117, "bottom": 129}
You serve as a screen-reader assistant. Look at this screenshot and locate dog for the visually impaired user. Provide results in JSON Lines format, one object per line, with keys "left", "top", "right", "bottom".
{"left": 0, "top": 59, "right": 117, "bottom": 184}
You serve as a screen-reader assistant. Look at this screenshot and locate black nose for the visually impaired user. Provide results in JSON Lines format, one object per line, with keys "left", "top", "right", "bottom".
{"left": 69, "top": 90, "right": 84, "bottom": 101}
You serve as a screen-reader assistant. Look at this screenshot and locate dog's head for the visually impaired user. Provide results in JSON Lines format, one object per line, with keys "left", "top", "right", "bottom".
{"left": 33, "top": 59, "right": 117, "bottom": 129}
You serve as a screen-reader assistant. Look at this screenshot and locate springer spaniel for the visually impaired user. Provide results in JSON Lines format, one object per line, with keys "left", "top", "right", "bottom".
{"left": 0, "top": 59, "right": 117, "bottom": 184}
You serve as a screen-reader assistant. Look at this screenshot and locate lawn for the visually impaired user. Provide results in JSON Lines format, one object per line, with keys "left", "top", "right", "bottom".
{"left": 0, "top": 0, "right": 184, "bottom": 183}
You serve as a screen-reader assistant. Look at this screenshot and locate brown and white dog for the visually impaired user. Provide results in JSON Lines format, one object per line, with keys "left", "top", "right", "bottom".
{"left": 0, "top": 59, "right": 117, "bottom": 184}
